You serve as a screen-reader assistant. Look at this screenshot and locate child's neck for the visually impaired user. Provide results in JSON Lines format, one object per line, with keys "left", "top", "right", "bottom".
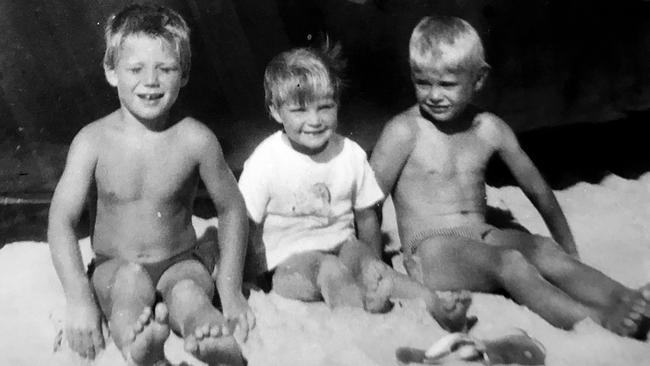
{"left": 281, "top": 132, "right": 342, "bottom": 163}
{"left": 120, "top": 108, "right": 173, "bottom": 132}
{"left": 283, "top": 133, "right": 330, "bottom": 156}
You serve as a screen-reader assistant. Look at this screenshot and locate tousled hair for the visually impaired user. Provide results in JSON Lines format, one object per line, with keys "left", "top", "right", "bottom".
{"left": 264, "top": 42, "right": 345, "bottom": 111}
{"left": 103, "top": 3, "right": 191, "bottom": 78}
{"left": 409, "top": 15, "right": 488, "bottom": 74}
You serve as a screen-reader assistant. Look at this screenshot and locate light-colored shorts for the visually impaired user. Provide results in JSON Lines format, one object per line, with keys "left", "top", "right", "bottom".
{"left": 406, "top": 223, "right": 496, "bottom": 254}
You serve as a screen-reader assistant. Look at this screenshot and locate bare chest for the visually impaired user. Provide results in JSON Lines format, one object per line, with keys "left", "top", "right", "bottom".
{"left": 94, "top": 137, "right": 198, "bottom": 203}
{"left": 408, "top": 131, "right": 494, "bottom": 181}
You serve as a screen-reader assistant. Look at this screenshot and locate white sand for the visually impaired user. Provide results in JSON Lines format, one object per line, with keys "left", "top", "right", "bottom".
{"left": 1, "top": 174, "right": 649, "bottom": 365}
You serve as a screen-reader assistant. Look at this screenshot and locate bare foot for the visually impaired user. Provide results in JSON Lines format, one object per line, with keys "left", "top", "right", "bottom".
{"left": 360, "top": 260, "right": 394, "bottom": 313}
{"left": 126, "top": 303, "right": 170, "bottom": 366}
{"left": 430, "top": 291, "right": 475, "bottom": 332}
{"left": 184, "top": 315, "right": 243, "bottom": 366}
{"left": 607, "top": 285, "right": 650, "bottom": 340}
{"left": 603, "top": 289, "right": 648, "bottom": 338}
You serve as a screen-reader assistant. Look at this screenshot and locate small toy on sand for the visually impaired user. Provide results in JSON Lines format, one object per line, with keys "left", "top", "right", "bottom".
{"left": 396, "top": 330, "right": 546, "bottom": 365}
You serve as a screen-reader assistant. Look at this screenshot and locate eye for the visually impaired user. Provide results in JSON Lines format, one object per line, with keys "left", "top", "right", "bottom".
{"left": 318, "top": 103, "right": 335, "bottom": 111}
{"left": 289, "top": 106, "right": 306, "bottom": 113}
{"left": 415, "top": 79, "right": 431, "bottom": 87}
{"left": 127, "top": 66, "right": 142, "bottom": 74}
{"left": 160, "top": 66, "right": 179, "bottom": 74}
{"left": 439, "top": 81, "right": 458, "bottom": 88}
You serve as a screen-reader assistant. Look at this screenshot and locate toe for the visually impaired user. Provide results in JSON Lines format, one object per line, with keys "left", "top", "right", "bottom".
{"left": 184, "top": 336, "right": 199, "bottom": 354}
{"left": 154, "top": 305, "right": 168, "bottom": 324}
{"left": 194, "top": 326, "right": 206, "bottom": 339}
{"left": 209, "top": 325, "right": 222, "bottom": 338}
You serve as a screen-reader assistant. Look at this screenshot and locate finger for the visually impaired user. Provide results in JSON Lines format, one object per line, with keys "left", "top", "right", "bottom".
{"left": 78, "top": 331, "right": 92, "bottom": 359}
{"left": 234, "top": 315, "right": 248, "bottom": 343}
{"left": 222, "top": 321, "right": 232, "bottom": 336}
{"left": 238, "top": 314, "right": 249, "bottom": 341}
{"left": 247, "top": 310, "right": 256, "bottom": 330}
{"left": 66, "top": 330, "right": 80, "bottom": 355}
{"left": 85, "top": 344, "right": 96, "bottom": 360}
{"left": 92, "top": 329, "right": 105, "bottom": 352}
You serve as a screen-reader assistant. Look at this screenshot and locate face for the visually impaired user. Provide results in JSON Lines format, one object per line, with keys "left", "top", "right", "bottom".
{"left": 105, "top": 35, "right": 187, "bottom": 123}
{"left": 411, "top": 63, "right": 483, "bottom": 123}
{"left": 270, "top": 95, "right": 338, "bottom": 155}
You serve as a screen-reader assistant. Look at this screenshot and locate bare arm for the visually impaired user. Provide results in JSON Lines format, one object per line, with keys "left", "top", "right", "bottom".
{"left": 354, "top": 206, "right": 382, "bottom": 258}
{"left": 370, "top": 114, "right": 418, "bottom": 263}
{"left": 494, "top": 118, "right": 578, "bottom": 256}
{"left": 369, "top": 115, "right": 416, "bottom": 196}
{"left": 194, "top": 125, "right": 253, "bottom": 333}
{"left": 47, "top": 126, "right": 105, "bottom": 358}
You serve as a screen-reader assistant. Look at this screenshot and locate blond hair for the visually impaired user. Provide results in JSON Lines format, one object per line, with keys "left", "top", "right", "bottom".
{"left": 103, "top": 3, "right": 191, "bottom": 78}
{"left": 264, "top": 44, "right": 344, "bottom": 111}
{"left": 409, "top": 15, "right": 488, "bottom": 74}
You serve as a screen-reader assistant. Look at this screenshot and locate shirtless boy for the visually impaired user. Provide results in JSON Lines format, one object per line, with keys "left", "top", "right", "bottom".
{"left": 238, "top": 46, "right": 472, "bottom": 331}
{"left": 48, "top": 4, "right": 253, "bottom": 365}
{"left": 370, "top": 15, "right": 650, "bottom": 338}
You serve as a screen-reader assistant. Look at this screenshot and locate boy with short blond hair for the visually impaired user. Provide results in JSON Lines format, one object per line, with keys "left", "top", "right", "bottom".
{"left": 239, "top": 46, "right": 473, "bottom": 331}
{"left": 48, "top": 4, "right": 253, "bottom": 365}
{"left": 371, "top": 15, "right": 650, "bottom": 338}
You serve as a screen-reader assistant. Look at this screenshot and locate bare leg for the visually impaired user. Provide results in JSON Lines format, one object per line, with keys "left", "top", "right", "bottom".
{"left": 158, "top": 260, "right": 243, "bottom": 366}
{"left": 272, "top": 252, "right": 328, "bottom": 302}
{"left": 486, "top": 230, "right": 644, "bottom": 336}
{"left": 338, "top": 239, "right": 473, "bottom": 331}
{"left": 273, "top": 251, "right": 364, "bottom": 308}
{"left": 415, "top": 236, "right": 602, "bottom": 329}
{"left": 92, "top": 260, "right": 169, "bottom": 365}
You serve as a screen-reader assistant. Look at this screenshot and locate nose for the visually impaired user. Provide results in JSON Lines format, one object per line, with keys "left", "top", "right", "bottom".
{"left": 305, "top": 109, "right": 322, "bottom": 127}
{"left": 143, "top": 68, "right": 160, "bottom": 86}
{"left": 427, "top": 86, "right": 443, "bottom": 102}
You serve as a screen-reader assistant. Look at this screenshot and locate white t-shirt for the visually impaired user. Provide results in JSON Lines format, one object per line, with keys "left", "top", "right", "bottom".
{"left": 238, "top": 131, "right": 384, "bottom": 269}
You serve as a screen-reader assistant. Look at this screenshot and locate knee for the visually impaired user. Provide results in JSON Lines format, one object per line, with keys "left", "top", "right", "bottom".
{"left": 318, "top": 255, "right": 348, "bottom": 278}
{"left": 113, "top": 263, "right": 153, "bottom": 289}
{"left": 170, "top": 279, "right": 206, "bottom": 299}
{"left": 110, "top": 263, "right": 155, "bottom": 302}
{"left": 497, "top": 250, "right": 537, "bottom": 279}
{"left": 272, "top": 269, "right": 320, "bottom": 301}
{"left": 532, "top": 236, "right": 578, "bottom": 265}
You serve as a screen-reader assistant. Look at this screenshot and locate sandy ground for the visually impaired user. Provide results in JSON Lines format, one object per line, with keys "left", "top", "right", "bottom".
{"left": 1, "top": 174, "right": 649, "bottom": 365}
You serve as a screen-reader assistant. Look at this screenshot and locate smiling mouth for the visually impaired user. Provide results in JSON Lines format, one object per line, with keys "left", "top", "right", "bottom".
{"left": 137, "top": 93, "right": 164, "bottom": 101}
{"left": 303, "top": 130, "right": 326, "bottom": 135}
{"left": 426, "top": 106, "right": 453, "bottom": 115}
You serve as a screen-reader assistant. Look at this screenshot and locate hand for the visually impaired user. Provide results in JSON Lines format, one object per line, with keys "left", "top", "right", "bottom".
{"left": 221, "top": 291, "right": 255, "bottom": 343}
{"left": 65, "top": 299, "right": 105, "bottom": 360}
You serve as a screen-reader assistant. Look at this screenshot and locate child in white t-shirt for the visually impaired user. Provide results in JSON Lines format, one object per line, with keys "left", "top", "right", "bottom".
{"left": 238, "top": 46, "right": 473, "bottom": 331}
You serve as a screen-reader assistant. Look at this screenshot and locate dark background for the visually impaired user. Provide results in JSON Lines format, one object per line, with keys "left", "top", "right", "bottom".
{"left": 1, "top": 0, "right": 650, "bottom": 242}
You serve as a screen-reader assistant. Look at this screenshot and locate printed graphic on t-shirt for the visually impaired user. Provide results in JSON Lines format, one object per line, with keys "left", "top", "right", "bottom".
{"left": 290, "top": 182, "right": 332, "bottom": 225}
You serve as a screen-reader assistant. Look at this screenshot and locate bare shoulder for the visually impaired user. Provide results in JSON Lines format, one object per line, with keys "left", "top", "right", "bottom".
{"left": 474, "top": 111, "right": 516, "bottom": 146}
{"left": 379, "top": 106, "right": 419, "bottom": 145}
{"left": 174, "top": 117, "right": 226, "bottom": 163}
{"left": 176, "top": 117, "right": 220, "bottom": 147}
{"left": 68, "top": 112, "right": 119, "bottom": 154}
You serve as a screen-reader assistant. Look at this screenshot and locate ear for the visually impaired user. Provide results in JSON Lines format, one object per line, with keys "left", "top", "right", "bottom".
{"left": 180, "top": 74, "right": 189, "bottom": 87}
{"left": 269, "top": 105, "right": 283, "bottom": 125}
{"left": 104, "top": 66, "right": 118, "bottom": 87}
{"left": 473, "top": 66, "right": 489, "bottom": 92}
